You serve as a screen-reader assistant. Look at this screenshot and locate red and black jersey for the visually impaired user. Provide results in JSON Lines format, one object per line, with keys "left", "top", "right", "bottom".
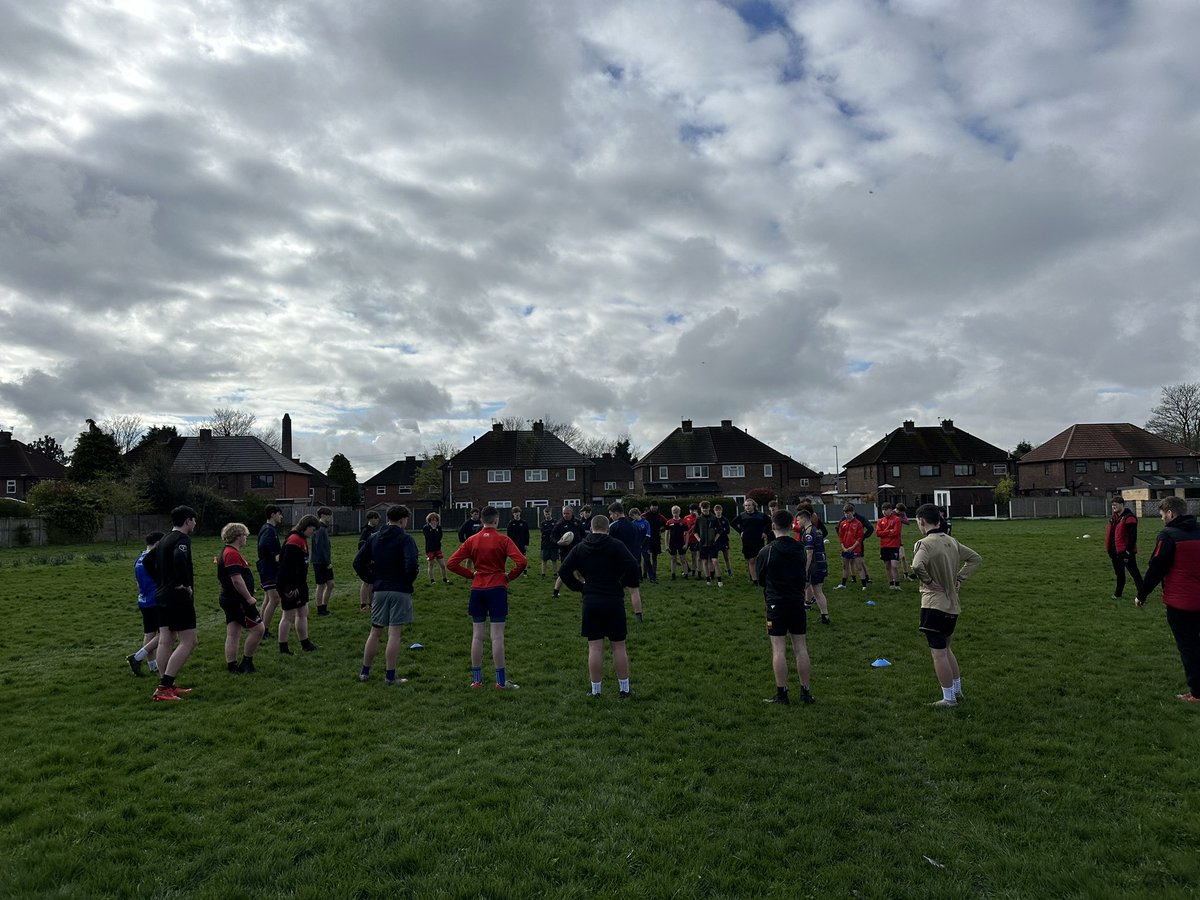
{"left": 1105, "top": 509, "right": 1138, "bottom": 556}
{"left": 1141, "top": 515, "right": 1200, "bottom": 611}
{"left": 218, "top": 545, "right": 255, "bottom": 603}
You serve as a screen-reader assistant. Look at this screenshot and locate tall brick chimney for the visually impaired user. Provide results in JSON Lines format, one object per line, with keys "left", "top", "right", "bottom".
{"left": 282, "top": 413, "right": 292, "bottom": 458}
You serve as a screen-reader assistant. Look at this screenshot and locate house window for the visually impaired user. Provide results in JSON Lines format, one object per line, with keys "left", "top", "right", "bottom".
{"left": 722, "top": 465, "right": 745, "bottom": 478}
{"left": 5, "top": 480, "right": 15, "bottom": 494}
{"left": 454, "top": 501, "right": 472, "bottom": 509}
{"left": 891, "top": 465, "right": 901, "bottom": 477}
{"left": 993, "top": 464, "right": 1008, "bottom": 475}
{"left": 488, "top": 469, "right": 511, "bottom": 483}
{"left": 1137, "top": 460, "right": 1159, "bottom": 473}
{"left": 251, "top": 474, "right": 274, "bottom": 489}
{"left": 567, "top": 468, "right": 576, "bottom": 481}
{"left": 1074, "top": 462, "right": 1087, "bottom": 474}
{"left": 1104, "top": 461, "right": 1125, "bottom": 473}
{"left": 1043, "top": 464, "right": 1050, "bottom": 475}
{"left": 492, "top": 500, "right": 512, "bottom": 508}
{"left": 686, "top": 465, "right": 709, "bottom": 479}
{"left": 526, "top": 499, "right": 548, "bottom": 507}
{"left": 459, "top": 470, "right": 469, "bottom": 484}
{"left": 526, "top": 469, "right": 548, "bottom": 482}
{"left": 308, "top": 488, "right": 315, "bottom": 497}
{"left": 604, "top": 481, "right": 617, "bottom": 490}
{"left": 919, "top": 465, "right": 940, "bottom": 477}
{"left": 563, "top": 498, "right": 580, "bottom": 507}
{"left": 398, "top": 485, "right": 411, "bottom": 494}
{"left": 763, "top": 464, "right": 773, "bottom": 478}
{"left": 628, "top": 481, "right": 634, "bottom": 490}
{"left": 954, "top": 464, "right": 975, "bottom": 476}
{"left": 376, "top": 486, "right": 387, "bottom": 495}
{"left": 799, "top": 478, "right": 809, "bottom": 487}
{"left": 1176, "top": 459, "right": 1186, "bottom": 472}
{"left": 658, "top": 466, "right": 669, "bottom": 480}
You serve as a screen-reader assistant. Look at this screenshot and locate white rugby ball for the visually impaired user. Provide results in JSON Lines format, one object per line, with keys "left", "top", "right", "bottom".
{"left": 557, "top": 531, "right": 575, "bottom": 547}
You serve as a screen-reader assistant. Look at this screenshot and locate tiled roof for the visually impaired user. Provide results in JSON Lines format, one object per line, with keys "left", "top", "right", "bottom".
{"left": 641, "top": 421, "right": 818, "bottom": 476}
{"left": 1020, "top": 423, "right": 1197, "bottom": 463}
{"left": 298, "top": 461, "right": 333, "bottom": 486}
{"left": 591, "top": 455, "right": 634, "bottom": 482}
{"left": 363, "top": 457, "right": 426, "bottom": 486}
{"left": 0, "top": 434, "right": 69, "bottom": 479}
{"left": 450, "top": 424, "right": 593, "bottom": 469}
{"left": 171, "top": 435, "right": 309, "bottom": 475}
{"left": 843, "top": 422, "right": 1007, "bottom": 467}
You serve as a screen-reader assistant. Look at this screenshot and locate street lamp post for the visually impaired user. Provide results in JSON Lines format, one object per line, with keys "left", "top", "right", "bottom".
{"left": 833, "top": 444, "right": 839, "bottom": 493}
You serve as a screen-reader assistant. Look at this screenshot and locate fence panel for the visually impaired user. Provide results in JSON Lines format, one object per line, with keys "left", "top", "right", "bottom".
{"left": 0, "top": 518, "right": 47, "bottom": 548}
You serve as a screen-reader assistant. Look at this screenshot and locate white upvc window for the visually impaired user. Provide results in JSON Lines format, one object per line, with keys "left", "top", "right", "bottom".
{"left": 722, "top": 465, "right": 745, "bottom": 478}
{"left": 6, "top": 479, "right": 16, "bottom": 494}
{"left": 454, "top": 501, "right": 472, "bottom": 509}
{"left": 604, "top": 481, "right": 617, "bottom": 490}
{"left": 686, "top": 465, "right": 709, "bottom": 479}
{"left": 491, "top": 500, "right": 512, "bottom": 508}
{"left": 525, "top": 468, "right": 548, "bottom": 482}
{"left": 628, "top": 481, "right": 634, "bottom": 489}
{"left": 763, "top": 464, "right": 773, "bottom": 477}
{"left": 563, "top": 498, "right": 581, "bottom": 507}
{"left": 799, "top": 478, "right": 809, "bottom": 487}
{"left": 376, "top": 486, "right": 386, "bottom": 495}
{"left": 566, "top": 468, "right": 576, "bottom": 481}
{"left": 459, "top": 470, "right": 469, "bottom": 484}
{"left": 526, "top": 499, "right": 548, "bottom": 507}
{"left": 658, "top": 466, "right": 669, "bottom": 480}
{"left": 488, "top": 469, "right": 511, "bottom": 483}
{"left": 993, "top": 464, "right": 1008, "bottom": 475}
{"left": 397, "top": 485, "right": 411, "bottom": 494}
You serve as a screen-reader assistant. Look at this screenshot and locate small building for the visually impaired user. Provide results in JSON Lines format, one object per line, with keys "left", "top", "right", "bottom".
{"left": 362, "top": 456, "right": 432, "bottom": 508}
{"left": 0, "top": 431, "right": 68, "bottom": 500}
{"left": 842, "top": 420, "right": 1009, "bottom": 508}
{"left": 637, "top": 419, "right": 819, "bottom": 502}
{"left": 297, "top": 461, "right": 339, "bottom": 506}
{"left": 445, "top": 421, "right": 594, "bottom": 512}
{"left": 171, "top": 430, "right": 311, "bottom": 499}
{"left": 591, "top": 453, "right": 636, "bottom": 505}
{"left": 1017, "top": 423, "right": 1199, "bottom": 497}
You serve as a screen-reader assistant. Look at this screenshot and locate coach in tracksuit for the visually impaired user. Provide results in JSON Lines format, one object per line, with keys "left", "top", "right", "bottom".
{"left": 1105, "top": 497, "right": 1143, "bottom": 599}
{"left": 1136, "top": 496, "right": 1200, "bottom": 704}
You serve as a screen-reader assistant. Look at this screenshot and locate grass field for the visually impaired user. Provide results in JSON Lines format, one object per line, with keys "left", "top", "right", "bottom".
{"left": 1, "top": 518, "right": 1197, "bottom": 898}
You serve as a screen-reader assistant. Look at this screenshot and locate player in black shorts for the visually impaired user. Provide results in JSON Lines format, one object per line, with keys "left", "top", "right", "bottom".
{"left": 257, "top": 505, "right": 284, "bottom": 637}
{"left": 217, "top": 522, "right": 265, "bottom": 674}
{"left": 732, "top": 498, "right": 771, "bottom": 584}
{"left": 756, "top": 509, "right": 815, "bottom": 706}
{"left": 148, "top": 506, "right": 199, "bottom": 701}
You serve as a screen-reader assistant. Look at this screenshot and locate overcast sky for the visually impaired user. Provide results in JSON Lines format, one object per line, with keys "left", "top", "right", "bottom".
{"left": 2, "top": 0, "right": 1197, "bottom": 478}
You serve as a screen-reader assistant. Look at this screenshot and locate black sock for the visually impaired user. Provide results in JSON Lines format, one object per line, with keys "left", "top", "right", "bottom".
{"left": 301, "top": 638, "right": 316, "bottom": 651}
{"left": 279, "top": 642, "right": 292, "bottom": 654}
{"left": 227, "top": 661, "right": 240, "bottom": 673}
{"left": 160, "top": 674, "right": 175, "bottom": 688}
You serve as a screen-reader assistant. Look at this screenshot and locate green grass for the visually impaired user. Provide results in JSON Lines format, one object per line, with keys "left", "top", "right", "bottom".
{"left": 1, "top": 520, "right": 1197, "bottom": 898}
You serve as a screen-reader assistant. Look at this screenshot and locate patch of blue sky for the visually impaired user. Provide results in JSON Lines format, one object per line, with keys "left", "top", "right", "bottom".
{"left": 603, "top": 64, "right": 624, "bottom": 81}
{"left": 522, "top": 304, "right": 535, "bottom": 317}
{"left": 374, "top": 342, "right": 419, "bottom": 355}
{"left": 962, "top": 116, "right": 1019, "bottom": 160}
{"left": 1096, "top": 387, "right": 1131, "bottom": 396}
{"left": 480, "top": 402, "right": 505, "bottom": 417}
{"left": 679, "top": 122, "right": 726, "bottom": 145}
{"left": 665, "top": 312, "right": 684, "bottom": 325}
{"left": 731, "top": 0, "right": 789, "bottom": 34}
{"left": 844, "top": 360, "right": 874, "bottom": 374}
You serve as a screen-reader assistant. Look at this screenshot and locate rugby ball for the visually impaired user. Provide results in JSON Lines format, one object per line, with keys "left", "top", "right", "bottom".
{"left": 557, "top": 531, "right": 575, "bottom": 547}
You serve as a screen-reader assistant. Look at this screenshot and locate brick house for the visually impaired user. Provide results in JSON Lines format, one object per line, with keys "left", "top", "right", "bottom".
{"left": 0, "top": 431, "right": 68, "bottom": 500}
{"left": 171, "top": 430, "right": 311, "bottom": 499}
{"left": 297, "top": 461, "right": 339, "bottom": 506}
{"left": 1016, "top": 423, "right": 1199, "bottom": 497}
{"left": 444, "top": 421, "right": 594, "bottom": 511}
{"left": 591, "top": 453, "right": 636, "bottom": 505}
{"left": 636, "top": 419, "right": 820, "bottom": 502}
{"left": 842, "top": 420, "right": 1010, "bottom": 507}
{"left": 362, "top": 456, "right": 432, "bottom": 509}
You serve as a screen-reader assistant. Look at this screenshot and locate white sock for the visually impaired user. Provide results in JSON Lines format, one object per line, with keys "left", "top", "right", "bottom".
{"left": 148, "top": 660, "right": 159, "bottom": 673}
{"left": 134, "top": 648, "right": 148, "bottom": 661}
{"left": 591, "top": 681, "right": 602, "bottom": 695}
{"left": 941, "top": 686, "right": 956, "bottom": 703}
{"left": 952, "top": 677, "right": 962, "bottom": 695}
{"left": 618, "top": 678, "right": 630, "bottom": 692}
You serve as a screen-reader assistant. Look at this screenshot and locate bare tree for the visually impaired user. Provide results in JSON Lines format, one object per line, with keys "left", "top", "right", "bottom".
{"left": 255, "top": 425, "right": 281, "bottom": 451}
{"left": 1146, "top": 383, "right": 1200, "bottom": 452}
{"left": 205, "top": 407, "right": 258, "bottom": 436}
{"left": 542, "top": 419, "right": 584, "bottom": 451}
{"left": 100, "top": 415, "right": 145, "bottom": 454}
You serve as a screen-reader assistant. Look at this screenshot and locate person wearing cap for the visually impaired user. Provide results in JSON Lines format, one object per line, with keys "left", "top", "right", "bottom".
{"left": 1135, "top": 496, "right": 1200, "bottom": 703}
{"left": 1105, "top": 496, "right": 1143, "bottom": 600}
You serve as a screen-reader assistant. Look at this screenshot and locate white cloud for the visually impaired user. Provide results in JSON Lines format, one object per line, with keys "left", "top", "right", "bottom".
{"left": 1, "top": 0, "right": 1198, "bottom": 476}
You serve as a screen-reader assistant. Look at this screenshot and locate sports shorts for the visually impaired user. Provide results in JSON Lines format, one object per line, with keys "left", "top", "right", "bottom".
{"left": 313, "top": 564, "right": 334, "bottom": 585}
{"left": 280, "top": 583, "right": 309, "bottom": 611}
{"left": 158, "top": 590, "right": 197, "bottom": 632}
{"left": 699, "top": 546, "right": 717, "bottom": 560}
{"left": 425, "top": 550, "right": 444, "bottom": 560}
{"left": 371, "top": 590, "right": 414, "bottom": 628}
{"left": 139, "top": 606, "right": 159, "bottom": 634}
{"left": 256, "top": 560, "right": 278, "bottom": 591}
{"left": 540, "top": 544, "right": 558, "bottom": 562}
{"left": 468, "top": 587, "right": 509, "bottom": 623}
{"left": 220, "top": 595, "right": 262, "bottom": 628}
{"left": 765, "top": 599, "right": 806, "bottom": 636}
{"left": 808, "top": 566, "right": 828, "bottom": 586}
{"left": 919, "top": 607, "right": 959, "bottom": 650}
{"left": 581, "top": 599, "right": 628, "bottom": 642}
{"left": 880, "top": 547, "right": 900, "bottom": 561}
{"left": 742, "top": 541, "right": 764, "bottom": 560}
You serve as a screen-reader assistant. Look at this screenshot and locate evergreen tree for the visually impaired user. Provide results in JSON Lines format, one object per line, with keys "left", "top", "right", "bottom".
{"left": 326, "top": 453, "right": 362, "bottom": 506}
{"left": 69, "top": 420, "right": 125, "bottom": 483}
{"left": 28, "top": 434, "right": 69, "bottom": 464}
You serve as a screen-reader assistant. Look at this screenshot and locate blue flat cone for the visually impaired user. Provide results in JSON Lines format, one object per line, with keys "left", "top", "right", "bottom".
{"left": 409, "top": 643, "right": 424, "bottom": 650}
{"left": 866, "top": 600, "right": 876, "bottom": 606}
{"left": 871, "top": 658, "right": 891, "bottom": 667}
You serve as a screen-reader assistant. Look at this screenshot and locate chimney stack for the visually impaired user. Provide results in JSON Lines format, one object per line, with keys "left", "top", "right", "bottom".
{"left": 199, "top": 428, "right": 212, "bottom": 441}
{"left": 492, "top": 422, "right": 504, "bottom": 432}
{"left": 902, "top": 420, "right": 916, "bottom": 433}
{"left": 941, "top": 419, "right": 955, "bottom": 432}
{"left": 681, "top": 419, "right": 693, "bottom": 433}
{"left": 532, "top": 420, "right": 544, "bottom": 434}
{"left": 282, "top": 413, "right": 292, "bottom": 458}
{"left": 720, "top": 419, "right": 732, "bottom": 432}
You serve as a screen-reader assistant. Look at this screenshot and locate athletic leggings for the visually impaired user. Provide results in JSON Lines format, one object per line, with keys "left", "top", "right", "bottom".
{"left": 1110, "top": 553, "right": 1143, "bottom": 598}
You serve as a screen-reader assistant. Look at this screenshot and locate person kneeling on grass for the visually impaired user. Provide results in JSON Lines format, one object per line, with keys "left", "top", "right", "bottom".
{"left": 559, "top": 514, "right": 639, "bottom": 698}
{"left": 354, "top": 504, "right": 420, "bottom": 686}
{"left": 217, "top": 522, "right": 265, "bottom": 674}
{"left": 911, "top": 503, "right": 982, "bottom": 708}
{"left": 447, "top": 506, "right": 528, "bottom": 690}
{"left": 757, "top": 509, "right": 815, "bottom": 706}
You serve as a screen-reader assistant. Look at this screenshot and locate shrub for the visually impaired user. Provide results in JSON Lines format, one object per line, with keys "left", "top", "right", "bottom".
{"left": 0, "top": 498, "right": 31, "bottom": 517}
{"left": 746, "top": 487, "right": 777, "bottom": 508}
{"left": 13, "top": 523, "right": 33, "bottom": 546}
{"left": 26, "top": 481, "right": 103, "bottom": 544}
